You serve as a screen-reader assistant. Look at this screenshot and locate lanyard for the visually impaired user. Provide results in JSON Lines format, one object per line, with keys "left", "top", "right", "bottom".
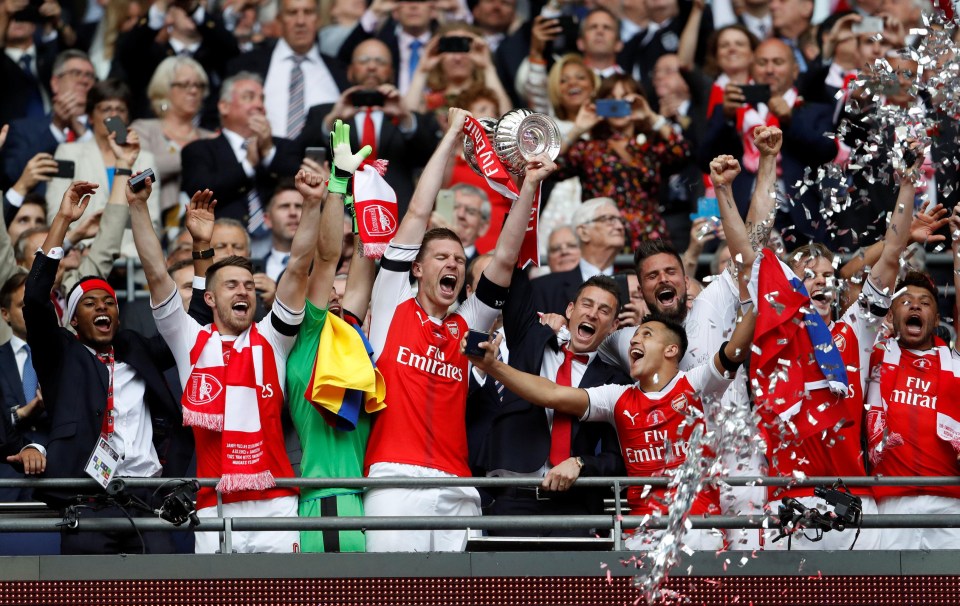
{"left": 96, "top": 349, "right": 116, "bottom": 437}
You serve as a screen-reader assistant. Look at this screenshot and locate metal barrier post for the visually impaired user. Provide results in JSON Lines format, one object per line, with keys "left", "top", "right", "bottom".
{"left": 613, "top": 479, "right": 623, "bottom": 551}
{"left": 125, "top": 258, "right": 136, "bottom": 303}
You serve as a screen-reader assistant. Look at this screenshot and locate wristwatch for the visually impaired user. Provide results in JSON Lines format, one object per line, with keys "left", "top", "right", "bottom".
{"left": 574, "top": 456, "right": 585, "bottom": 469}
{"left": 192, "top": 248, "right": 215, "bottom": 260}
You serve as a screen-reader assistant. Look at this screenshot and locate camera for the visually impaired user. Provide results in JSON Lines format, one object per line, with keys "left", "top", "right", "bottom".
{"left": 813, "top": 485, "right": 862, "bottom": 528}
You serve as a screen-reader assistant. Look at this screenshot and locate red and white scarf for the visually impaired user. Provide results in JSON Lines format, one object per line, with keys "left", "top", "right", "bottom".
{"left": 182, "top": 324, "right": 283, "bottom": 493}
{"left": 738, "top": 87, "right": 796, "bottom": 174}
{"left": 352, "top": 162, "right": 398, "bottom": 259}
{"left": 462, "top": 115, "right": 540, "bottom": 269}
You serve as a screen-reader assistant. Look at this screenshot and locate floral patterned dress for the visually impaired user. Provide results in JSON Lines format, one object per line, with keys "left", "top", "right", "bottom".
{"left": 553, "top": 130, "right": 691, "bottom": 248}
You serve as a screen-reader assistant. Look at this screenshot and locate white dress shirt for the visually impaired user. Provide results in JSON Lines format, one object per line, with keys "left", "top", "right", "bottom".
{"left": 82, "top": 346, "right": 161, "bottom": 478}
{"left": 265, "top": 247, "right": 290, "bottom": 282}
{"left": 397, "top": 29, "right": 433, "bottom": 95}
{"left": 9, "top": 335, "right": 28, "bottom": 379}
{"left": 264, "top": 38, "right": 341, "bottom": 138}
{"left": 579, "top": 258, "right": 614, "bottom": 280}
{"left": 222, "top": 128, "right": 276, "bottom": 176}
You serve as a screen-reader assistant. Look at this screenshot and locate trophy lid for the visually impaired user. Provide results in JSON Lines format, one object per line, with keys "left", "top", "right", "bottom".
{"left": 462, "top": 117, "right": 498, "bottom": 178}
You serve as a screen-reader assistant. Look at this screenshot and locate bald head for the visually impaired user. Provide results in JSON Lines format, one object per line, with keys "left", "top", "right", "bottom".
{"left": 348, "top": 38, "right": 395, "bottom": 88}
{"left": 753, "top": 39, "right": 798, "bottom": 96}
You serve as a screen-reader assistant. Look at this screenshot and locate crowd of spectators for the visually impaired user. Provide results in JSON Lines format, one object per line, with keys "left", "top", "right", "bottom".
{"left": 1, "top": 0, "right": 960, "bottom": 557}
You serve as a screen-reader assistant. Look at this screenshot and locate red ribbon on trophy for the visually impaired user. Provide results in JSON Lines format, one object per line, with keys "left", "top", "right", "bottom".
{"left": 462, "top": 116, "right": 541, "bottom": 269}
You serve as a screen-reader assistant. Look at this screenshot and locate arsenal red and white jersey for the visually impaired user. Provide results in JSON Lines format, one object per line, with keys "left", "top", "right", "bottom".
{"left": 867, "top": 341, "right": 960, "bottom": 499}
{"left": 766, "top": 282, "right": 887, "bottom": 501}
{"left": 584, "top": 363, "right": 730, "bottom": 515}
{"left": 365, "top": 242, "right": 500, "bottom": 477}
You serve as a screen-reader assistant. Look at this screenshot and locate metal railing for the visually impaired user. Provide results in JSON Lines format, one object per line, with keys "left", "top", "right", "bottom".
{"left": 2, "top": 475, "right": 959, "bottom": 553}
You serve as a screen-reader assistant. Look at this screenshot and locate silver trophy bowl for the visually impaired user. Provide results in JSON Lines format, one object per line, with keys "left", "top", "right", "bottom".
{"left": 493, "top": 109, "right": 562, "bottom": 176}
{"left": 463, "top": 111, "right": 561, "bottom": 177}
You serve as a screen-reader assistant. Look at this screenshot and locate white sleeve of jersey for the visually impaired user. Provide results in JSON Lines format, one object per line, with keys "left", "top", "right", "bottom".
{"left": 597, "top": 326, "right": 635, "bottom": 375}
{"left": 369, "top": 242, "right": 419, "bottom": 362}
{"left": 256, "top": 297, "right": 305, "bottom": 359}
{"left": 841, "top": 276, "right": 890, "bottom": 391}
{"left": 456, "top": 292, "right": 501, "bottom": 332}
{"left": 865, "top": 357, "right": 885, "bottom": 414}
{"left": 685, "top": 361, "right": 732, "bottom": 405}
{"left": 681, "top": 270, "right": 740, "bottom": 371}
{"left": 151, "top": 284, "right": 203, "bottom": 388}
{"left": 582, "top": 384, "right": 632, "bottom": 424}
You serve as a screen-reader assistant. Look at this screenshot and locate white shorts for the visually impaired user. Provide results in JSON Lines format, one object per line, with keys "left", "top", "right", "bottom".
{"left": 877, "top": 495, "right": 960, "bottom": 550}
{"left": 719, "top": 449, "right": 768, "bottom": 551}
{"left": 195, "top": 495, "right": 300, "bottom": 554}
{"left": 763, "top": 495, "right": 880, "bottom": 551}
{"left": 363, "top": 462, "right": 481, "bottom": 553}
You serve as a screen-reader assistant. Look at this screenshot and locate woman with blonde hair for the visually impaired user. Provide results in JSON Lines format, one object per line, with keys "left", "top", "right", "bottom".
{"left": 404, "top": 22, "right": 512, "bottom": 116}
{"left": 131, "top": 56, "right": 215, "bottom": 230}
{"left": 88, "top": 0, "right": 143, "bottom": 79}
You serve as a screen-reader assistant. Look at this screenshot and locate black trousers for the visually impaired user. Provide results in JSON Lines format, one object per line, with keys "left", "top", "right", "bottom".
{"left": 485, "top": 487, "right": 598, "bottom": 538}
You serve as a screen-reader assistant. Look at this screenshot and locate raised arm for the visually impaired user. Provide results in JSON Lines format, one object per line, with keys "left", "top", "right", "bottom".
{"left": 467, "top": 336, "right": 590, "bottom": 417}
{"left": 40, "top": 181, "right": 100, "bottom": 253}
{"left": 710, "top": 154, "right": 756, "bottom": 269}
{"left": 394, "top": 107, "right": 467, "bottom": 246}
{"left": 481, "top": 154, "right": 556, "bottom": 287}
{"left": 744, "top": 126, "right": 782, "bottom": 251}
{"left": 677, "top": 0, "right": 706, "bottom": 71}
{"left": 711, "top": 306, "right": 757, "bottom": 377}
{"left": 305, "top": 186, "right": 347, "bottom": 308}
{"left": 869, "top": 149, "right": 925, "bottom": 297}
{"left": 127, "top": 174, "right": 176, "bottom": 305}
{"left": 274, "top": 171, "right": 329, "bottom": 311}
{"left": 342, "top": 253, "right": 376, "bottom": 321}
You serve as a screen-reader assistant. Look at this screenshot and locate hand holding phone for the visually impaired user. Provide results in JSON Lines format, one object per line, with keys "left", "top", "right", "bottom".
{"left": 128, "top": 168, "right": 155, "bottom": 193}
{"left": 104, "top": 116, "right": 127, "bottom": 145}
{"left": 740, "top": 84, "right": 771, "bottom": 107}
{"left": 595, "top": 99, "right": 632, "bottom": 118}
{"left": 438, "top": 36, "right": 472, "bottom": 54}
{"left": 464, "top": 330, "right": 491, "bottom": 357}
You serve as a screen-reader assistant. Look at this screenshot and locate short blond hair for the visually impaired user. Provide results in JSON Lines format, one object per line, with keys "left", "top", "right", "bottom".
{"left": 148, "top": 56, "right": 209, "bottom": 116}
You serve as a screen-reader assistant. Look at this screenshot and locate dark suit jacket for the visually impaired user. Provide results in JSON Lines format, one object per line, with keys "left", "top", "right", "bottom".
{"left": 0, "top": 41, "right": 56, "bottom": 126}
{"left": 619, "top": 1, "right": 713, "bottom": 85}
{"left": 293, "top": 104, "right": 439, "bottom": 215}
{"left": 699, "top": 99, "right": 838, "bottom": 242}
{"left": 0, "top": 342, "right": 25, "bottom": 410}
{"left": 111, "top": 11, "right": 240, "bottom": 128}
{"left": 471, "top": 268, "right": 628, "bottom": 514}
{"left": 1, "top": 115, "right": 60, "bottom": 191}
{"left": 180, "top": 133, "right": 301, "bottom": 225}
{"left": 224, "top": 37, "right": 349, "bottom": 92}
{"left": 530, "top": 267, "right": 584, "bottom": 316}
{"left": 22, "top": 252, "right": 192, "bottom": 508}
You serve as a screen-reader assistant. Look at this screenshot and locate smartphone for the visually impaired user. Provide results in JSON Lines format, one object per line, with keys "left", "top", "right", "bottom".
{"left": 305, "top": 146, "right": 327, "bottom": 166}
{"left": 250, "top": 258, "right": 266, "bottom": 275}
{"left": 55, "top": 159, "right": 75, "bottom": 179}
{"left": 852, "top": 15, "right": 884, "bottom": 35}
{"left": 612, "top": 274, "right": 631, "bottom": 310}
{"left": 438, "top": 36, "right": 472, "bottom": 54}
{"left": 689, "top": 196, "right": 720, "bottom": 221}
{"left": 556, "top": 15, "right": 578, "bottom": 39}
{"left": 740, "top": 84, "right": 771, "bottom": 107}
{"left": 128, "top": 168, "right": 155, "bottom": 193}
{"left": 464, "top": 329, "right": 490, "bottom": 357}
{"left": 104, "top": 116, "right": 127, "bottom": 145}
{"left": 435, "top": 189, "right": 455, "bottom": 225}
{"left": 350, "top": 89, "right": 386, "bottom": 108}
{"left": 595, "top": 99, "right": 632, "bottom": 118}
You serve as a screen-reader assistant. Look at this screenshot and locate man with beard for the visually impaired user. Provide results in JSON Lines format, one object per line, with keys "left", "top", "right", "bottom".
{"left": 362, "top": 107, "right": 551, "bottom": 552}
{"left": 20, "top": 180, "right": 188, "bottom": 555}
{"left": 865, "top": 203, "right": 960, "bottom": 550}
{"left": 130, "top": 149, "right": 332, "bottom": 551}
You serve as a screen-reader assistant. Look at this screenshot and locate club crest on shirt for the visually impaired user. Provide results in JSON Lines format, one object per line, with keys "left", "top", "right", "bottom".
{"left": 185, "top": 373, "right": 222, "bottom": 405}
{"left": 671, "top": 393, "right": 688, "bottom": 412}
{"left": 913, "top": 357, "right": 933, "bottom": 371}
{"left": 833, "top": 332, "right": 847, "bottom": 353}
{"left": 646, "top": 409, "right": 666, "bottom": 425}
{"left": 446, "top": 321, "right": 460, "bottom": 338}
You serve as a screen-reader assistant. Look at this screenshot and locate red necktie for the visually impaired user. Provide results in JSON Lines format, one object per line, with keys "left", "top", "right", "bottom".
{"left": 550, "top": 346, "right": 588, "bottom": 466}
{"left": 96, "top": 349, "right": 116, "bottom": 437}
{"left": 361, "top": 110, "right": 377, "bottom": 163}
{"left": 66, "top": 128, "right": 76, "bottom": 143}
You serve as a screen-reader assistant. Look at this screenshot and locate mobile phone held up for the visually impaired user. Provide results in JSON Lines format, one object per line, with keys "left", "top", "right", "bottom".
{"left": 305, "top": 146, "right": 328, "bottom": 166}
{"left": 594, "top": 99, "right": 632, "bottom": 118}
{"left": 464, "top": 330, "right": 491, "bottom": 357}
{"left": 739, "top": 84, "right": 771, "bottom": 108}
{"left": 55, "top": 160, "right": 75, "bottom": 179}
{"left": 104, "top": 116, "right": 127, "bottom": 145}
{"left": 438, "top": 36, "right": 472, "bottom": 54}
{"left": 128, "top": 168, "right": 155, "bottom": 193}
{"left": 350, "top": 89, "right": 386, "bottom": 108}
